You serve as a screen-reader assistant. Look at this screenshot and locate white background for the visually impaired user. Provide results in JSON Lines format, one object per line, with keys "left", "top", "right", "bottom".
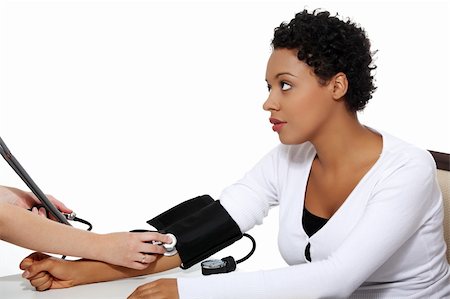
{"left": 0, "top": 0, "right": 449, "bottom": 277}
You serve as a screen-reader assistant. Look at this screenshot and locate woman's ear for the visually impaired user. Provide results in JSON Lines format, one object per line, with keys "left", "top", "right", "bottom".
{"left": 331, "top": 72, "right": 348, "bottom": 101}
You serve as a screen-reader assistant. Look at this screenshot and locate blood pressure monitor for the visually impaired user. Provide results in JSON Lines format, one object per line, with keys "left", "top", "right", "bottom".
{"left": 201, "top": 256, "right": 237, "bottom": 275}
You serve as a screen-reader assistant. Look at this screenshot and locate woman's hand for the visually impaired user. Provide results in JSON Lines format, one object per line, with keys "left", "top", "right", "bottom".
{"left": 128, "top": 279, "right": 179, "bottom": 299}
{"left": 98, "top": 232, "right": 173, "bottom": 270}
{"left": 20, "top": 252, "right": 80, "bottom": 291}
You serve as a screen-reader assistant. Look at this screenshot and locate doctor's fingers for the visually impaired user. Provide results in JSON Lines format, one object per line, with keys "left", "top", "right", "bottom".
{"left": 38, "top": 207, "right": 47, "bottom": 217}
{"left": 47, "top": 195, "right": 72, "bottom": 214}
{"left": 130, "top": 255, "right": 160, "bottom": 270}
{"left": 138, "top": 242, "right": 167, "bottom": 255}
{"left": 28, "top": 207, "right": 48, "bottom": 219}
{"left": 137, "top": 232, "right": 172, "bottom": 245}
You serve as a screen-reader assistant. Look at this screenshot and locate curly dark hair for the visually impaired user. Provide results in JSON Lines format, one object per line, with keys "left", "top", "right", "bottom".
{"left": 272, "top": 9, "right": 376, "bottom": 112}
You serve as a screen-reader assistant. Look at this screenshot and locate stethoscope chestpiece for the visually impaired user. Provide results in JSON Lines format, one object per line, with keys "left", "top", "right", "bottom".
{"left": 149, "top": 232, "right": 177, "bottom": 256}
{"left": 161, "top": 233, "right": 177, "bottom": 256}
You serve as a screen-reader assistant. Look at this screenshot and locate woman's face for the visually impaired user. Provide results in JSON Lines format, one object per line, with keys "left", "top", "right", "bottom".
{"left": 263, "top": 48, "right": 336, "bottom": 144}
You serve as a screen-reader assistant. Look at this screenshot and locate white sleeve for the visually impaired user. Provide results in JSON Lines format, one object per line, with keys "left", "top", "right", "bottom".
{"left": 177, "top": 153, "right": 438, "bottom": 298}
{"left": 218, "top": 146, "right": 281, "bottom": 233}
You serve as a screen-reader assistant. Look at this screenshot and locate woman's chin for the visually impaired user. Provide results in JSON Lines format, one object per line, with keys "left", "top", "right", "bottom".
{"left": 278, "top": 135, "right": 306, "bottom": 145}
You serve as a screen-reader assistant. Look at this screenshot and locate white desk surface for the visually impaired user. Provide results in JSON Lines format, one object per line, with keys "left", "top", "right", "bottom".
{"left": 0, "top": 266, "right": 201, "bottom": 299}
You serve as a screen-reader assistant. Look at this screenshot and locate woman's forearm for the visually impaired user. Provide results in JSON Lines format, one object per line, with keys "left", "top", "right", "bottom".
{"left": 0, "top": 202, "right": 102, "bottom": 258}
{"left": 73, "top": 255, "right": 182, "bottom": 285}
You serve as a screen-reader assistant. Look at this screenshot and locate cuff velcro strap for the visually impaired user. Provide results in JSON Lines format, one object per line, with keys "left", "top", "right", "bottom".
{"left": 147, "top": 195, "right": 242, "bottom": 269}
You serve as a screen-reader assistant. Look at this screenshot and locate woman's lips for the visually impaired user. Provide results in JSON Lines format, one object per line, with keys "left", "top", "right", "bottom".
{"left": 269, "top": 118, "right": 287, "bottom": 132}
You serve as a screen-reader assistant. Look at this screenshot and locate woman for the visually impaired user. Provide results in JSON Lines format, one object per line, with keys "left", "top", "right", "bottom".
{"left": 20, "top": 9, "right": 450, "bottom": 298}
{"left": 0, "top": 185, "right": 171, "bottom": 270}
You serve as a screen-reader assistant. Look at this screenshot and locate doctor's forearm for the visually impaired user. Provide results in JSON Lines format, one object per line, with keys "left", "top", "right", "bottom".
{"left": 0, "top": 202, "right": 102, "bottom": 258}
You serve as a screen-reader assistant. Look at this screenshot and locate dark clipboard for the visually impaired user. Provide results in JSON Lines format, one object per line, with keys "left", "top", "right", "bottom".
{"left": 0, "top": 135, "right": 71, "bottom": 225}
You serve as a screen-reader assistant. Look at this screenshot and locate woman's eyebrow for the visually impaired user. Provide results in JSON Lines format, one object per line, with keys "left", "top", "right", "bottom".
{"left": 265, "top": 72, "right": 298, "bottom": 82}
{"left": 275, "top": 72, "right": 297, "bottom": 78}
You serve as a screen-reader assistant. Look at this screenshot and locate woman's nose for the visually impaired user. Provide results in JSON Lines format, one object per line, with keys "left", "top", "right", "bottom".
{"left": 263, "top": 93, "right": 280, "bottom": 111}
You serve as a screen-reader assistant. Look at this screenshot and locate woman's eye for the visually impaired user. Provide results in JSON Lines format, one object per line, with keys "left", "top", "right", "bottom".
{"left": 267, "top": 84, "right": 272, "bottom": 92}
{"left": 281, "top": 82, "right": 292, "bottom": 91}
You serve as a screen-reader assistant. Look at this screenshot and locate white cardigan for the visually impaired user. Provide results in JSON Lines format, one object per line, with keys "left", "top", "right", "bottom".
{"left": 178, "top": 130, "right": 450, "bottom": 298}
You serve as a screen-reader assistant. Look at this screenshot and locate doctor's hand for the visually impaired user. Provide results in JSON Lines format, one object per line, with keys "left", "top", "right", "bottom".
{"left": 98, "top": 231, "right": 172, "bottom": 269}
{"left": 20, "top": 252, "right": 80, "bottom": 291}
{"left": 128, "top": 279, "right": 179, "bottom": 299}
{"left": 0, "top": 185, "right": 72, "bottom": 217}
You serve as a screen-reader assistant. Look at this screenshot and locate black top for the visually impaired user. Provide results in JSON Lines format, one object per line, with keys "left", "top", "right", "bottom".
{"left": 302, "top": 207, "right": 329, "bottom": 237}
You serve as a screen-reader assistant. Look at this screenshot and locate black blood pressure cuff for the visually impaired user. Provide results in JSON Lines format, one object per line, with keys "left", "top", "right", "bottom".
{"left": 146, "top": 195, "right": 242, "bottom": 269}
